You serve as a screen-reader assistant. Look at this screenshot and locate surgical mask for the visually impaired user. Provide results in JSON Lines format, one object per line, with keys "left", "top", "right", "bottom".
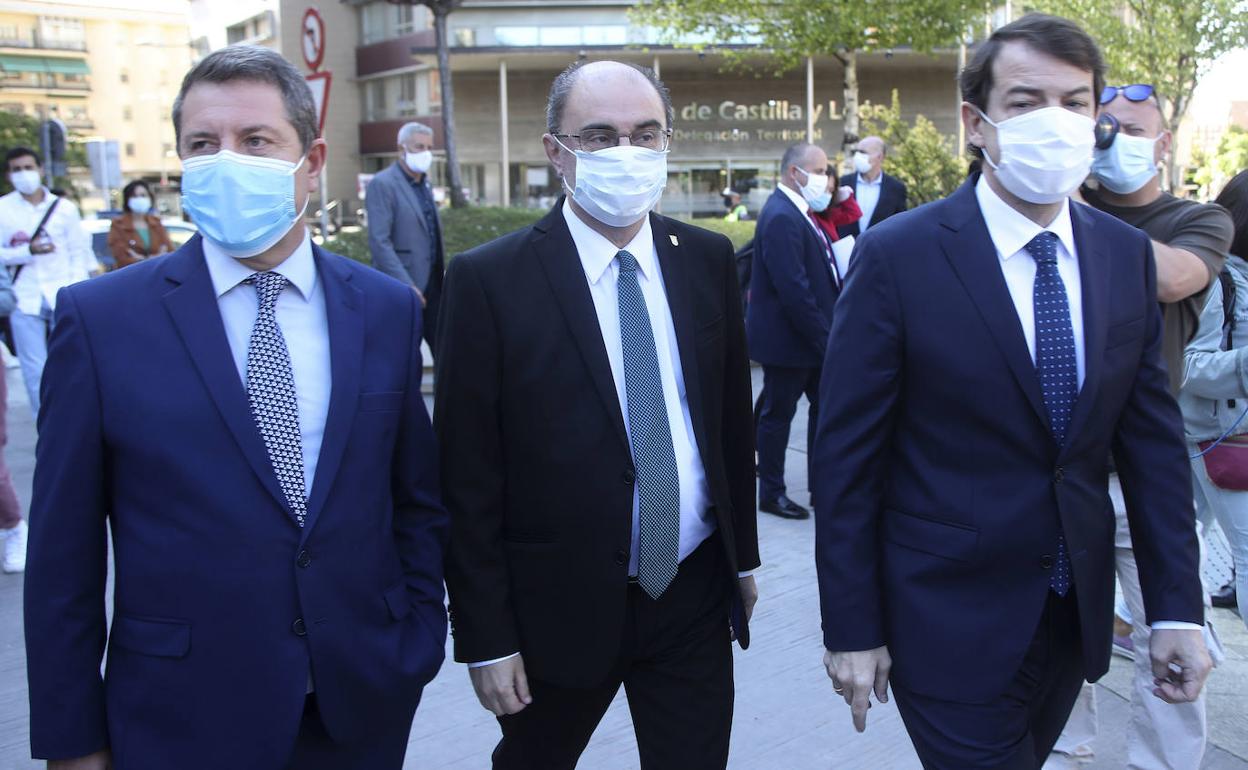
{"left": 852, "top": 152, "right": 872, "bottom": 175}
{"left": 1091, "top": 133, "right": 1160, "bottom": 194}
{"left": 556, "top": 137, "right": 668, "bottom": 228}
{"left": 9, "top": 170, "right": 41, "bottom": 196}
{"left": 181, "top": 149, "right": 308, "bottom": 259}
{"left": 796, "top": 167, "right": 832, "bottom": 212}
{"left": 128, "top": 196, "right": 151, "bottom": 214}
{"left": 978, "top": 107, "right": 1095, "bottom": 204}
{"left": 405, "top": 150, "right": 432, "bottom": 174}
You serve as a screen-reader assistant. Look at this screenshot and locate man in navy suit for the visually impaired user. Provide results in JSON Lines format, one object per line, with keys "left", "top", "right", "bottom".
{"left": 747, "top": 142, "right": 842, "bottom": 520}
{"left": 814, "top": 15, "right": 1211, "bottom": 768}
{"left": 835, "top": 136, "right": 907, "bottom": 239}
{"left": 24, "top": 46, "right": 447, "bottom": 770}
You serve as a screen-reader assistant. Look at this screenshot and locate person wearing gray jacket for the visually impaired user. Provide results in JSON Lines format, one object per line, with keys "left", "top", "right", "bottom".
{"left": 366, "top": 121, "right": 445, "bottom": 354}
{"left": 1180, "top": 169, "right": 1248, "bottom": 628}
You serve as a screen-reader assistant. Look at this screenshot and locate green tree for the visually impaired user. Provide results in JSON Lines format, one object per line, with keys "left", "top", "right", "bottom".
{"left": 387, "top": 0, "right": 468, "bottom": 208}
{"left": 858, "top": 90, "right": 966, "bottom": 206}
{"left": 1192, "top": 125, "right": 1248, "bottom": 197}
{"left": 1032, "top": 0, "right": 1248, "bottom": 192}
{"left": 632, "top": 0, "right": 980, "bottom": 163}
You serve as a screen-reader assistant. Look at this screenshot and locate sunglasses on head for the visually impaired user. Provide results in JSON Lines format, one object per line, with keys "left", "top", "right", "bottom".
{"left": 1100, "top": 84, "right": 1155, "bottom": 105}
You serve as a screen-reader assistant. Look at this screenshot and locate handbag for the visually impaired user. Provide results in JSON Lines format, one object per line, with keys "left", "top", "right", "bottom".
{"left": 1198, "top": 434, "right": 1248, "bottom": 490}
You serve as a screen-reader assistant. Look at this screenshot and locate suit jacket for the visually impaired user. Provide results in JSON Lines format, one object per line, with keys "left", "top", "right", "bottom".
{"left": 835, "top": 171, "right": 907, "bottom": 239}
{"left": 366, "top": 162, "right": 444, "bottom": 295}
{"left": 813, "top": 177, "right": 1203, "bottom": 703}
{"left": 746, "top": 188, "right": 840, "bottom": 368}
{"left": 24, "top": 235, "right": 448, "bottom": 767}
{"left": 435, "top": 202, "right": 759, "bottom": 687}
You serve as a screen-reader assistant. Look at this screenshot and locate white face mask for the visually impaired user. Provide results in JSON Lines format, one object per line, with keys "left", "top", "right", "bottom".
{"left": 853, "top": 152, "right": 872, "bottom": 175}
{"left": 128, "top": 196, "right": 151, "bottom": 214}
{"left": 795, "top": 167, "right": 832, "bottom": 212}
{"left": 9, "top": 169, "right": 41, "bottom": 196}
{"left": 405, "top": 150, "right": 433, "bottom": 174}
{"left": 977, "top": 106, "right": 1095, "bottom": 204}
{"left": 1091, "top": 133, "right": 1161, "bottom": 194}
{"left": 556, "top": 137, "right": 669, "bottom": 228}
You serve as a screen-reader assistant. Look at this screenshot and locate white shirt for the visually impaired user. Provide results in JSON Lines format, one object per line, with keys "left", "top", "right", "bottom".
{"left": 0, "top": 188, "right": 97, "bottom": 315}
{"left": 976, "top": 176, "right": 1199, "bottom": 633}
{"left": 855, "top": 172, "right": 883, "bottom": 232}
{"left": 202, "top": 231, "right": 331, "bottom": 497}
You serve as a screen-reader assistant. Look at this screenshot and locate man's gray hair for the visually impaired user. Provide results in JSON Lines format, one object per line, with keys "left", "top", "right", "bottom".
{"left": 172, "top": 46, "right": 319, "bottom": 153}
{"left": 781, "top": 142, "right": 819, "bottom": 173}
{"left": 545, "top": 60, "right": 674, "bottom": 135}
{"left": 398, "top": 122, "right": 434, "bottom": 146}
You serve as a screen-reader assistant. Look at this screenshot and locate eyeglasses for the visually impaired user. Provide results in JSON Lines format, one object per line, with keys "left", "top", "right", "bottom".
{"left": 554, "top": 127, "right": 672, "bottom": 153}
{"left": 1099, "top": 84, "right": 1155, "bottom": 105}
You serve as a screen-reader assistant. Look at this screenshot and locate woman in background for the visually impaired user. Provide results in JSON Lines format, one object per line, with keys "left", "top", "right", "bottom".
{"left": 108, "top": 180, "right": 173, "bottom": 269}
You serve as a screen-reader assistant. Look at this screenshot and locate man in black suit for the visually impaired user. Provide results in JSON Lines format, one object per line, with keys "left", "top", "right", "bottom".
{"left": 836, "top": 136, "right": 907, "bottom": 239}
{"left": 435, "top": 59, "right": 759, "bottom": 769}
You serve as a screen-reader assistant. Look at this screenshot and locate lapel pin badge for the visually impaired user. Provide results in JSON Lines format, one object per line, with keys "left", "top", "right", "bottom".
{"left": 669, "top": 234, "right": 679, "bottom": 246}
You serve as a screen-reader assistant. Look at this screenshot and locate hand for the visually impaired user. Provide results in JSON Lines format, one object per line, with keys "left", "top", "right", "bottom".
{"left": 29, "top": 240, "right": 53, "bottom": 255}
{"left": 126, "top": 248, "right": 145, "bottom": 261}
{"left": 1150, "top": 628, "right": 1213, "bottom": 703}
{"left": 49, "top": 749, "right": 112, "bottom": 769}
{"left": 469, "top": 655, "right": 532, "bottom": 716}
{"left": 413, "top": 285, "right": 427, "bottom": 308}
{"left": 824, "top": 646, "right": 891, "bottom": 733}
{"left": 731, "top": 575, "right": 759, "bottom": 640}
{"left": 835, "top": 185, "right": 854, "bottom": 203}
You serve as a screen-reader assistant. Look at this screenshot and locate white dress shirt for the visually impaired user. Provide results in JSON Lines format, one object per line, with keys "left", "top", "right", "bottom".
{"left": 976, "top": 176, "right": 1199, "bottom": 632}
{"left": 202, "top": 231, "right": 331, "bottom": 497}
{"left": 0, "top": 188, "right": 97, "bottom": 315}
{"left": 855, "top": 172, "right": 883, "bottom": 232}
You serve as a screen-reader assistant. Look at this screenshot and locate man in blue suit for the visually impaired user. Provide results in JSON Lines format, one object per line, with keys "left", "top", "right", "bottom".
{"left": 24, "top": 46, "right": 447, "bottom": 770}
{"left": 747, "top": 142, "right": 841, "bottom": 520}
{"left": 814, "top": 15, "right": 1211, "bottom": 768}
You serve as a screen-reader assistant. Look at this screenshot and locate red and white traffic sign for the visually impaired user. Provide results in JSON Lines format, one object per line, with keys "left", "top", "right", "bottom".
{"left": 305, "top": 70, "right": 332, "bottom": 136}
{"left": 301, "top": 8, "right": 326, "bottom": 72}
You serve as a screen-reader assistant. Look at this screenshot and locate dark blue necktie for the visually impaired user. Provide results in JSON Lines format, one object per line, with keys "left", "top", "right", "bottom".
{"left": 1026, "top": 231, "right": 1075, "bottom": 596}
{"left": 616, "top": 249, "right": 681, "bottom": 599}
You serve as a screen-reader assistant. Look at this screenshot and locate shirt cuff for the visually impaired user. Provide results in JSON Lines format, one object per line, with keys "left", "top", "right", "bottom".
{"left": 737, "top": 570, "right": 755, "bottom": 579}
{"left": 468, "top": 652, "right": 520, "bottom": 668}
{"left": 1151, "top": 621, "right": 1203, "bottom": 631}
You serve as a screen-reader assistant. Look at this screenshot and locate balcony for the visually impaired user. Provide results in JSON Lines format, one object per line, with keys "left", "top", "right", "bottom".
{"left": 0, "top": 29, "right": 87, "bottom": 53}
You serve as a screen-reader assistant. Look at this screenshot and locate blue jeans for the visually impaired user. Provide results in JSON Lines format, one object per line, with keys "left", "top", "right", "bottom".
{"left": 10, "top": 299, "right": 53, "bottom": 419}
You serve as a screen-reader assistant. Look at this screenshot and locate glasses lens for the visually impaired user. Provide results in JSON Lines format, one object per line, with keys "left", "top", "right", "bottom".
{"left": 1095, "top": 113, "right": 1120, "bottom": 150}
{"left": 1124, "top": 84, "right": 1155, "bottom": 102}
{"left": 1099, "top": 86, "right": 1119, "bottom": 105}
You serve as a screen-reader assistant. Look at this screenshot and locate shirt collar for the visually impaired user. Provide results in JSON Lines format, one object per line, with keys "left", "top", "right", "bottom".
{"left": 974, "top": 175, "right": 1077, "bottom": 262}
{"left": 561, "top": 198, "right": 657, "bottom": 284}
{"left": 777, "top": 183, "right": 811, "bottom": 216}
{"left": 202, "top": 228, "right": 317, "bottom": 300}
{"left": 857, "top": 173, "right": 882, "bottom": 187}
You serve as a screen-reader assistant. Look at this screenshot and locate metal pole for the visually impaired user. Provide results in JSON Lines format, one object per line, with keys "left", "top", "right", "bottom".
{"left": 653, "top": 55, "right": 660, "bottom": 78}
{"left": 500, "top": 59, "right": 510, "bottom": 207}
{"left": 957, "top": 43, "right": 967, "bottom": 158}
{"left": 319, "top": 165, "right": 329, "bottom": 239}
{"left": 40, "top": 122, "right": 52, "bottom": 187}
{"left": 806, "top": 56, "right": 815, "bottom": 141}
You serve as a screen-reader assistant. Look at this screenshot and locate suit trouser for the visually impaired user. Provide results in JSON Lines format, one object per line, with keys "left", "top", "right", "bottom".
{"left": 10, "top": 299, "right": 52, "bottom": 419}
{"left": 894, "top": 590, "right": 1085, "bottom": 770}
{"left": 755, "top": 365, "right": 819, "bottom": 502}
{"left": 0, "top": 369, "right": 22, "bottom": 528}
{"left": 286, "top": 692, "right": 421, "bottom": 770}
{"left": 491, "top": 534, "right": 734, "bottom": 770}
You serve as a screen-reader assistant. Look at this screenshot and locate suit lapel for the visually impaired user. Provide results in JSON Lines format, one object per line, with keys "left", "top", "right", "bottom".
{"left": 651, "top": 214, "right": 713, "bottom": 468}
{"left": 301, "top": 246, "right": 364, "bottom": 537}
{"left": 1062, "top": 203, "right": 1108, "bottom": 455}
{"left": 532, "top": 203, "right": 631, "bottom": 450}
{"left": 938, "top": 182, "right": 1052, "bottom": 439}
{"left": 161, "top": 237, "right": 294, "bottom": 517}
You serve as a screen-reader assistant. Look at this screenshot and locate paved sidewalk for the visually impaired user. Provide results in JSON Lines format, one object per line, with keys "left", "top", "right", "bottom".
{"left": 1, "top": 366, "right": 1245, "bottom": 768}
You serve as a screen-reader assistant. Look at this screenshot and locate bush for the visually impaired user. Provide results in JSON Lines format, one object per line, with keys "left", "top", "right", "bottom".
{"left": 679, "top": 217, "right": 756, "bottom": 250}
{"left": 858, "top": 90, "right": 967, "bottom": 207}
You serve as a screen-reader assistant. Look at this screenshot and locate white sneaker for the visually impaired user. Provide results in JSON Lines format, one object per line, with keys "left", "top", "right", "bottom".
{"left": 2, "top": 519, "right": 27, "bottom": 573}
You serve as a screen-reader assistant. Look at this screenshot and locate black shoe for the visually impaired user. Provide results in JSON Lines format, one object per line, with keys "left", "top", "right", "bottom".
{"left": 1211, "top": 583, "right": 1237, "bottom": 609}
{"left": 760, "top": 495, "right": 810, "bottom": 520}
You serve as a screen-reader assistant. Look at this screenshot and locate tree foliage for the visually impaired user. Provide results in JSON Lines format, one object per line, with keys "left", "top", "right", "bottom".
{"left": 0, "top": 111, "right": 83, "bottom": 197}
{"left": 1192, "top": 125, "right": 1248, "bottom": 197}
{"left": 857, "top": 90, "right": 966, "bottom": 206}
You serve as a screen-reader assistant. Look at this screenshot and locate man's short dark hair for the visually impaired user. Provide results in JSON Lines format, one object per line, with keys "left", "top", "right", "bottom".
{"left": 960, "top": 14, "right": 1106, "bottom": 157}
{"left": 5, "top": 146, "right": 40, "bottom": 170}
{"left": 546, "top": 60, "right": 674, "bottom": 135}
{"left": 172, "top": 45, "right": 318, "bottom": 153}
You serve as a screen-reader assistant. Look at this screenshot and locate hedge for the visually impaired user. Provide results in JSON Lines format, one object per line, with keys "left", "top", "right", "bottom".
{"left": 321, "top": 207, "right": 757, "bottom": 266}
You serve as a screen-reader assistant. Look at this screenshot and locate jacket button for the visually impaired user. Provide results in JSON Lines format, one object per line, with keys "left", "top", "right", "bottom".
{"left": 292, "top": 618, "right": 307, "bottom": 636}
{"left": 622, "top": 469, "right": 636, "bottom": 484}
{"left": 1054, "top": 466, "right": 1065, "bottom": 483}
{"left": 296, "top": 549, "right": 311, "bottom": 568}
{"left": 614, "top": 549, "right": 627, "bottom": 565}
{"left": 1040, "top": 555, "right": 1054, "bottom": 570}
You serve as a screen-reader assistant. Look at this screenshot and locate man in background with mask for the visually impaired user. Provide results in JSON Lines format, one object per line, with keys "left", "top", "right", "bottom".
{"left": 0, "top": 146, "right": 95, "bottom": 417}
{"left": 1048, "top": 83, "right": 1234, "bottom": 770}
{"left": 24, "top": 46, "right": 448, "bottom": 769}
{"left": 814, "top": 15, "right": 1210, "bottom": 767}
{"left": 436, "top": 59, "right": 759, "bottom": 768}
{"left": 836, "top": 135, "right": 907, "bottom": 239}
{"left": 366, "top": 121, "right": 445, "bottom": 355}
{"left": 747, "top": 142, "right": 842, "bottom": 521}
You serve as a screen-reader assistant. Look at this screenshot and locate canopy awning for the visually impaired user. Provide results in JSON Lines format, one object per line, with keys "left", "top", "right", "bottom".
{"left": 0, "top": 54, "right": 89, "bottom": 75}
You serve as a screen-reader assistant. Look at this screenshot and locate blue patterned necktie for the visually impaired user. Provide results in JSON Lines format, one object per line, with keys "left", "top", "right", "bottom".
{"left": 1025, "top": 231, "right": 1075, "bottom": 596}
{"left": 246, "top": 271, "right": 308, "bottom": 527}
{"left": 616, "top": 249, "right": 681, "bottom": 599}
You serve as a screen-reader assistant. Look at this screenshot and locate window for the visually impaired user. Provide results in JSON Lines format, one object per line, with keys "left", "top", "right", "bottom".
{"left": 494, "top": 26, "right": 539, "bottom": 47}
{"left": 361, "top": 1, "right": 431, "bottom": 45}
{"left": 120, "top": 69, "right": 129, "bottom": 84}
{"left": 398, "top": 74, "right": 417, "bottom": 117}
{"left": 123, "top": 105, "right": 132, "bottom": 121}
{"left": 125, "top": 143, "right": 135, "bottom": 157}
{"left": 367, "top": 79, "right": 387, "bottom": 121}
{"left": 37, "top": 16, "right": 86, "bottom": 51}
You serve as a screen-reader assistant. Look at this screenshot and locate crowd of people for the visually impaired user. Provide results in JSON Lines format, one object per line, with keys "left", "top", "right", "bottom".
{"left": 0, "top": 10, "right": 1246, "bottom": 770}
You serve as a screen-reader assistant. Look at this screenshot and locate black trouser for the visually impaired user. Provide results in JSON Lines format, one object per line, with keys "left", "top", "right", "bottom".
{"left": 492, "top": 534, "right": 735, "bottom": 770}
{"left": 756, "top": 365, "right": 819, "bottom": 502}
{"left": 893, "top": 590, "right": 1086, "bottom": 769}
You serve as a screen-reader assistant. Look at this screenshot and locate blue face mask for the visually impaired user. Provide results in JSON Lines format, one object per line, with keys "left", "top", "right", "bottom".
{"left": 181, "top": 150, "right": 308, "bottom": 259}
{"left": 1091, "top": 133, "right": 1160, "bottom": 194}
